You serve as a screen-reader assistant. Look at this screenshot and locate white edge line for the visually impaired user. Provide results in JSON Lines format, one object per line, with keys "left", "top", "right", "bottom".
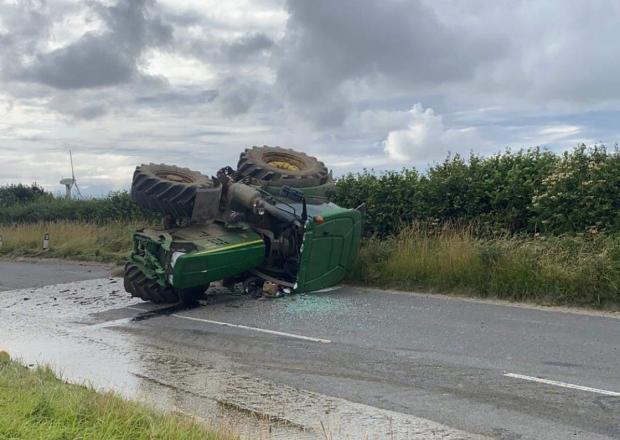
{"left": 172, "top": 314, "right": 332, "bottom": 344}
{"left": 504, "top": 373, "right": 620, "bottom": 397}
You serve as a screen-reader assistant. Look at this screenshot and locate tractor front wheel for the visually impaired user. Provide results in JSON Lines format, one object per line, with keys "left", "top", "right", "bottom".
{"left": 124, "top": 263, "right": 211, "bottom": 304}
{"left": 123, "top": 263, "right": 179, "bottom": 303}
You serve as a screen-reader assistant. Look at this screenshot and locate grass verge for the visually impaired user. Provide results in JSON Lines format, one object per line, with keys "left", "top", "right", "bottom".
{"left": 2, "top": 221, "right": 619, "bottom": 309}
{"left": 350, "top": 224, "right": 620, "bottom": 310}
{"left": 0, "top": 221, "right": 136, "bottom": 264}
{"left": 0, "top": 352, "right": 235, "bottom": 440}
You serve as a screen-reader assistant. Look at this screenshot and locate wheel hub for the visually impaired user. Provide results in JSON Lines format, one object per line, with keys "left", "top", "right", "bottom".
{"left": 267, "top": 160, "right": 301, "bottom": 171}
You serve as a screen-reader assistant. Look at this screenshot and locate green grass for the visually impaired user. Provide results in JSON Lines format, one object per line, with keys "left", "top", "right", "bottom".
{"left": 0, "top": 352, "right": 235, "bottom": 440}
{"left": 2, "top": 221, "right": 619, "bottom": 309}
{"left": 350, "top": 224, "right": 620, "bottom": 310}
{"left": 0, "top": 221, "right": 136, "bottom": 264}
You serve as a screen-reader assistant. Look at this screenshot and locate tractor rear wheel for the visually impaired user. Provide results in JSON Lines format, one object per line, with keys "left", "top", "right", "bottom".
{"left": 131, "top": 164, "right": 212, "bottom": 218}
{"left": 237, "top": 146, "right": 329, "bottom": 188}
{"left": 123, "top": 263, "right": 179, "bottom": 303}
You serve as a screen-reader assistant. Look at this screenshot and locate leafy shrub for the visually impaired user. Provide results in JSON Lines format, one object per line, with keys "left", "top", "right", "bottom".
{"left": 0, "top": 184, "right": 49, "bottom": 207}
{"left": 0, "top": 191, "right": 157, "bottom": 224}
{"left": 4, "top": 145, "right": 620, "bottom": 237}
{"left": 333, "top": 145, "right": 620, "bottom": 236}
{"left": 532, "top": 145, "right": 620, "bottom": 233}
{"left": 335, "top": 169, "right": 421, "bottom": 236}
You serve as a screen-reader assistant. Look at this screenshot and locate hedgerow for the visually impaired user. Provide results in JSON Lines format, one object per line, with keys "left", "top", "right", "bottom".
{"left": 333, "top": 145, "right": 620, "bottom": 236}
{"left": 2, "top": 145, "right": 619, "bottom": 236}
{"left": 0, "top": 190, "right": 157, "bottom": 224}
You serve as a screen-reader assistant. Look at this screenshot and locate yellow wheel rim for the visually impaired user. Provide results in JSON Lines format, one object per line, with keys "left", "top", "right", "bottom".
{"left": 267, "top": 160, "right": 301, "bottom": 171}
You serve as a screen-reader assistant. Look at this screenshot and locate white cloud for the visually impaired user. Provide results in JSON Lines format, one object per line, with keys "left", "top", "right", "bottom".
{"left": 537, "top": 125, "right": 582, "bottom": 143}
{"left": 143, "top": 50, "right": 217, "bottom": 86}
{"left": 383, "top": 104, "right": 484, "bottom": 164}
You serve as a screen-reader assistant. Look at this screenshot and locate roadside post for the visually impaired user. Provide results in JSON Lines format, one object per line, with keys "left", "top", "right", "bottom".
{"left": 43, "top": 233, "right": 49, "bottom": 251}
{"left": 0, "top": 234, "right": 3, "bottom": 249}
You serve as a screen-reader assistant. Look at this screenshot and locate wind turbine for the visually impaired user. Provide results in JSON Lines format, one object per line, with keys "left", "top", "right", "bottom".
{"left": 59, "top": 150, "right": 82, "bottom": 199}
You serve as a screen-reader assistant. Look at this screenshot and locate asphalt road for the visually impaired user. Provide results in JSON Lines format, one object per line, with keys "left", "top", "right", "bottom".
{"left": 0, "top": 259, "right": 111, "bottom": 291}
{"left": 1, "top": 260, "right": 619, "bottom": 439}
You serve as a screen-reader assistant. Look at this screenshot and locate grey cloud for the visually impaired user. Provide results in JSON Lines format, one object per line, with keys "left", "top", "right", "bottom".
{"left": 55, "top": 101, "right": 109, "bottom": 120}
{"left": 43, "top": 81, "right": 218, "bottom": 120}
{"left": 77, "top": 104, "right": 109, "bottom": 120}
{"left": 510, "top": 2, "right": 620, "bottom": 105}
{"left": 217, "top": 78, "right": 259, "bottom": 116}
{"left": 25, "top": 35, "right": 136, "bottom": 89}
{"left": 0, "top": 1, "right": 57, "bottom": 80}
{"left": 227, "top": 33, "right": 274, "bottom": 61}
{"left": 182, "top": 32, "right": 275, "bottom": 64}
{"left": 135, "top": 89, "right": 218, "bottom": 107}
{"left": 93, "top": 0, "right": 172, "bottom": 48}
{"left": 275, "top": 0, "right": 620, "bottom": 127}
{"left": 276, "top": 0, "right": 506, "bottom": 126}
{"left": 47, "top": 91, "right": 112, "bottom": 120}
{"left": 425, "top": 0, "right": 620, "bottom": 108}
{"left": 160, "top": 8, "right": 205, "bottom": 27}
{"left": 1, "top": 0, "right": 273, "bottom": 121}
{"left": 3, "top": 0, "right": 620, "bottom": 196}
{"left": 18, "top": 0, "right": 172, "bottom": 89}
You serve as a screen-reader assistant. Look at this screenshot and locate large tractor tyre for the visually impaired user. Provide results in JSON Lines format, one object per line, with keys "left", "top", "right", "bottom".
{"left": 237, "top": 146, "right": 329, "bottom": 188}
{"left": 123, "top": 263, "right": 179, "bottom": 303}
{"left": 131, "top": 164, "right": 212, "bottom": 218}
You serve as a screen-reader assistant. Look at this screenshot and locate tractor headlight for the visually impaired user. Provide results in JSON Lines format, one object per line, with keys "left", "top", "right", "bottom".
{"left": 171, "top": 251, "right": 185, "bottom": 268}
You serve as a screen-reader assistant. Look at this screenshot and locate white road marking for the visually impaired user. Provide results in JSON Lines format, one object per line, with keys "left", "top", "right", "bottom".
{"left": 125, "top": 305, "right": 331, "bottom": 343}
{"left": 504, "top": 373, "right": 620, "bottom": 397}
{"left": 172, "top": 314, "right": 332, "bottom": 344}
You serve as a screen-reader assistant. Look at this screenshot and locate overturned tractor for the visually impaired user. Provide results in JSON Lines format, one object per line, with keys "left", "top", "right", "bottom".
{"left": 124, "top": 146, "right": 363, "bottom": 303}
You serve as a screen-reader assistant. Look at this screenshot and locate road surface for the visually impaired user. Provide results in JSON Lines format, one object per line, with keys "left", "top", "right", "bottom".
{"left": 1, "top": 260, "right": 618, "bottom": 439}
{"left": 0, "top": 259, "right": 111, "bottom": 291}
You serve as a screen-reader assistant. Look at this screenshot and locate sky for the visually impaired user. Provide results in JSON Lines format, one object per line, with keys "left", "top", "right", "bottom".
{"left": 1, "top": 0, "right": 619, "bottom": 195}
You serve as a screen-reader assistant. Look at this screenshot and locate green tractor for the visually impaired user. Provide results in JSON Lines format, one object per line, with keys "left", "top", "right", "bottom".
{"left": 124, "top": 146, "right": 363, "bottom": 303}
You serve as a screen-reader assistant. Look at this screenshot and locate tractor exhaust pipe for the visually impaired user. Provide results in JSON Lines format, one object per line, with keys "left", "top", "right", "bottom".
{"left": 228, "top": 182, "right": 299, "bottom": 225}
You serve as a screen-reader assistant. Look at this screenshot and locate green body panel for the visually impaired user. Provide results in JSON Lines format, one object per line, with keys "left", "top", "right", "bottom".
{"left": 295, "top": 207, "right": 362, "bottom": 293}
{"left": 129, "top": 223, "right": 266, "bottom": 290}
{"left": 128, "top": 196, "right": 362, "bottom": 294}
{"left": 172, "top": 227, "right": 265, "bottom": 289}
